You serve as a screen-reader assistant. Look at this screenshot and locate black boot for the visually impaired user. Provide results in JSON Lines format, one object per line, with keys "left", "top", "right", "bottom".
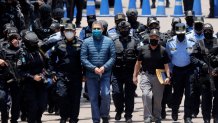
{"left": 171, "top": 110, "right": 178, "bottom": 121}
{"left": 102, "top": 117, "right": 109, "bottom": 123}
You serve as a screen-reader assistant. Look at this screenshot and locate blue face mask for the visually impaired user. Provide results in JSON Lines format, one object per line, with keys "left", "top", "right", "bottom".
{"left": 92, "top": 30, "right": 102, "bottom": 40}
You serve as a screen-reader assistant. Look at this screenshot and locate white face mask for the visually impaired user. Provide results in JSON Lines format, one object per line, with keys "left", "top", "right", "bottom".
{"left": 65, "top": 31, "right": 74, "bottom": 40}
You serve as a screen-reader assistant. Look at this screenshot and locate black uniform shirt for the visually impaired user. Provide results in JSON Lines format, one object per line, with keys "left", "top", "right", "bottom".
{"left": 138, "top": 44, "right": 170, "bottom": 74}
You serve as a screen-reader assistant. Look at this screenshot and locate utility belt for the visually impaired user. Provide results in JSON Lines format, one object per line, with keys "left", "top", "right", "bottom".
{"left": 173, "top": 64, "right": 193, "bottom": 70}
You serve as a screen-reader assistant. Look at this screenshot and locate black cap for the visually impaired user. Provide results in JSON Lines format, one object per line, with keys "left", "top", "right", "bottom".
{"left": 172, "top": 17, "right": 181, "bottom": 26}
{"left": 64, "top": 23, "right": 76, "bottom": 30}
{"left": 203, "top": 23, "right": 213, "bottom": 31}
{"left": 194, "top": 16, "right": 204, "bottom": 23}
{"left": 126, "top": 9, "right": 138, "bottom": 17}
{"left": 23, "top": 31, "right": 40, "bottom": 44}
{"left": 149, "top": 29, "right": 160, "bottom": 37}
{"left": 114, "top": 13, "right": 126, "bottom": 21}
{"left": 185, "top": 10, "right": 195, "bottom": 17}
{"left": 87, "top": 15, "right": 97, "bottom": 22}
{"left": 175, "top": 23, "right": 186, "bottom": 34}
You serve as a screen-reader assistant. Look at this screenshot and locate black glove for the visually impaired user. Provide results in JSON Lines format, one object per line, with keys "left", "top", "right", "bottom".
{"left": 202, "top": 63, "right": 209, "bottom": 73}
{"left": 212, "top": 67, "right": 218, "bottom": 75}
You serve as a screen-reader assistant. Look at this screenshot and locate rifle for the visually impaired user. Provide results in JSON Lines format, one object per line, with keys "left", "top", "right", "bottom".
{"left": 199, "top": 40, "right": 216, "bottom": 92}
{"left": 0, "top": 49, "right": 21, "bottom": 84}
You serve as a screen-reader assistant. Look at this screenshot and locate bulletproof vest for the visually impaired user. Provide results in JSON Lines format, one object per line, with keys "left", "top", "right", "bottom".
{"left": 0, "top": 42, "right": 18, "bottom": 62}
{"left": 33, "top": 18, "right": 54, "bottom": 40}
{"left": 132, "top": 23, "right": 148, "bottom": 39}
{"left": 83, "top": 26, "right": 92, "bottom": 39}
{"left": 0, "top": 41, "right": 20, "bottom": 83}
{"left": 199, "top": 38, "right": 218, "bottom": 67}
{"left": 114, "top": 36, "right": 137, "bottom": 69}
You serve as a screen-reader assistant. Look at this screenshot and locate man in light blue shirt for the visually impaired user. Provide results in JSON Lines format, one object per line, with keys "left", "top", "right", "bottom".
{"left": 186, "top": 16, "right": 205, "bottom": 43}
{"left": 166, "top": 23, "right": 196, "bottom": 123}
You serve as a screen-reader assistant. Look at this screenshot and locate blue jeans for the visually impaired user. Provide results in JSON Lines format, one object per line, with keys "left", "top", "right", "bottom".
{"left": 87, "top": 76, "right": 111, "bottom": 123}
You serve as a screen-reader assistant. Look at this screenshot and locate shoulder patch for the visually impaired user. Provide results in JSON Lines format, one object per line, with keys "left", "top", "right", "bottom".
{"left": 188, "top": 38, "right": 195, "bottom": 42}
{"left": 167, "top": 38, "right": 174, "bottom": 42}
{"left": 186, "top": 31, "right": 192, "bottom": 35}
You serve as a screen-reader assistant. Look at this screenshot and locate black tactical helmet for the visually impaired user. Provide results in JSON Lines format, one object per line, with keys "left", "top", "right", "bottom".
{"left": 203, "top": 23, "right": 213, "bottom": 32}
{"left": 126, "top": 9, "right": 138, "bottom": 17}
{"left": 118, "top": 21, "right": 131, "bottom": 30}
{"left": 147, "top": 17, "right": 157, "bottom": 26}
{"left": 185, "top": 10, "right": 195, "bottom": 17}
{"left": 172, "top": 17, "right": 182, "bottom": 26}
{"left": 148, "top": 19, "right": 160, "bottom": 30}
{"left": 149, "top": 29, "right": 160, "bottom": 36}
{"left": 52, "top": 8, "right": 64, "bottom": 19}
{"left": 23, "top": 31, "right": 40, "bottom": 44}
{"left": 175, "top": 23, "right": 186, "bottom": 34}
{"left": 39, "top": 4, "right": 52, "bottom": 18}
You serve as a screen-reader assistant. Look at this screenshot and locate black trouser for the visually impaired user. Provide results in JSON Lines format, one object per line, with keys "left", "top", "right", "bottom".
{"left": 151, "top": 0, "right": 170, "bottom": 5}
{"left": 183, "top": 0, "right": 194, "bottom": 11}
{"left": 112, "top": 72, "right": 137, "bottom": 119}
{"left": 161, "top": 84, "right": 173, "bottom": 111}
{"left": 171, "top": 65, "right": 195, "bottom": 119}
{"left": 24, "top": 81, "right": 47, "bottom": 123}
{"left": 212, "top": 77, "right": 218, "bottom": 118}
{"left": 56, "top": 74, "right": 82, "bottom": 122}
{"left": 8, "top": 82, "right": 21, "bottom": 123}
{"left": 47, "top": 84, "right": 59, "bottom": 113}
{"left": 191, "top": 70, "right": 201, "bottom": 116}
{"left": 209, "top": 0, "right": 215, "bottom": 15}
{"left": 66, "top": 0, "right": 84, "bottom": 25}
{"left": 0, "top": 88, "right": 8, "bottom": 123}
{"left": 199, "top": 75, "right": 212, "bottom": 120}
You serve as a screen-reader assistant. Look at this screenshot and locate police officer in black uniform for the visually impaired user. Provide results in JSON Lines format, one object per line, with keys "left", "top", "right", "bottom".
{"left": 0, "top": 0, "right": 25, "bottom": 37}
{"left": 52, "top": 8, "right": 64, "bottom": 23}
{"left": 185, "top": 10, "right": 195, "bottom": 32}
{"left": 79, "top": 15, "right": 97, "bottom": 40}
{"left": 49, "top": 23, "right": 83, "bottom": 123}
{"left": 0, "top": 27, "right": 23, "bottom": 123}
{"left": 0, "top": 27, "right": 24, "bottom": 123}
{"left": 19, "top": 31, "right": 49, "bottom": 123}
{"left": 126, "top": 9, "right": 148, "bottom": 40}
{"left": 111, "top": 21, "right": 138, "bottom": 123}
{"left": 190, "top": 23, "right": 218, "bottom": 123}
{"left": 108, "top": 13, "right": 126, "bottom": 39}
{"left": 32, "top": 4, "right": 55, "bottom": 40}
